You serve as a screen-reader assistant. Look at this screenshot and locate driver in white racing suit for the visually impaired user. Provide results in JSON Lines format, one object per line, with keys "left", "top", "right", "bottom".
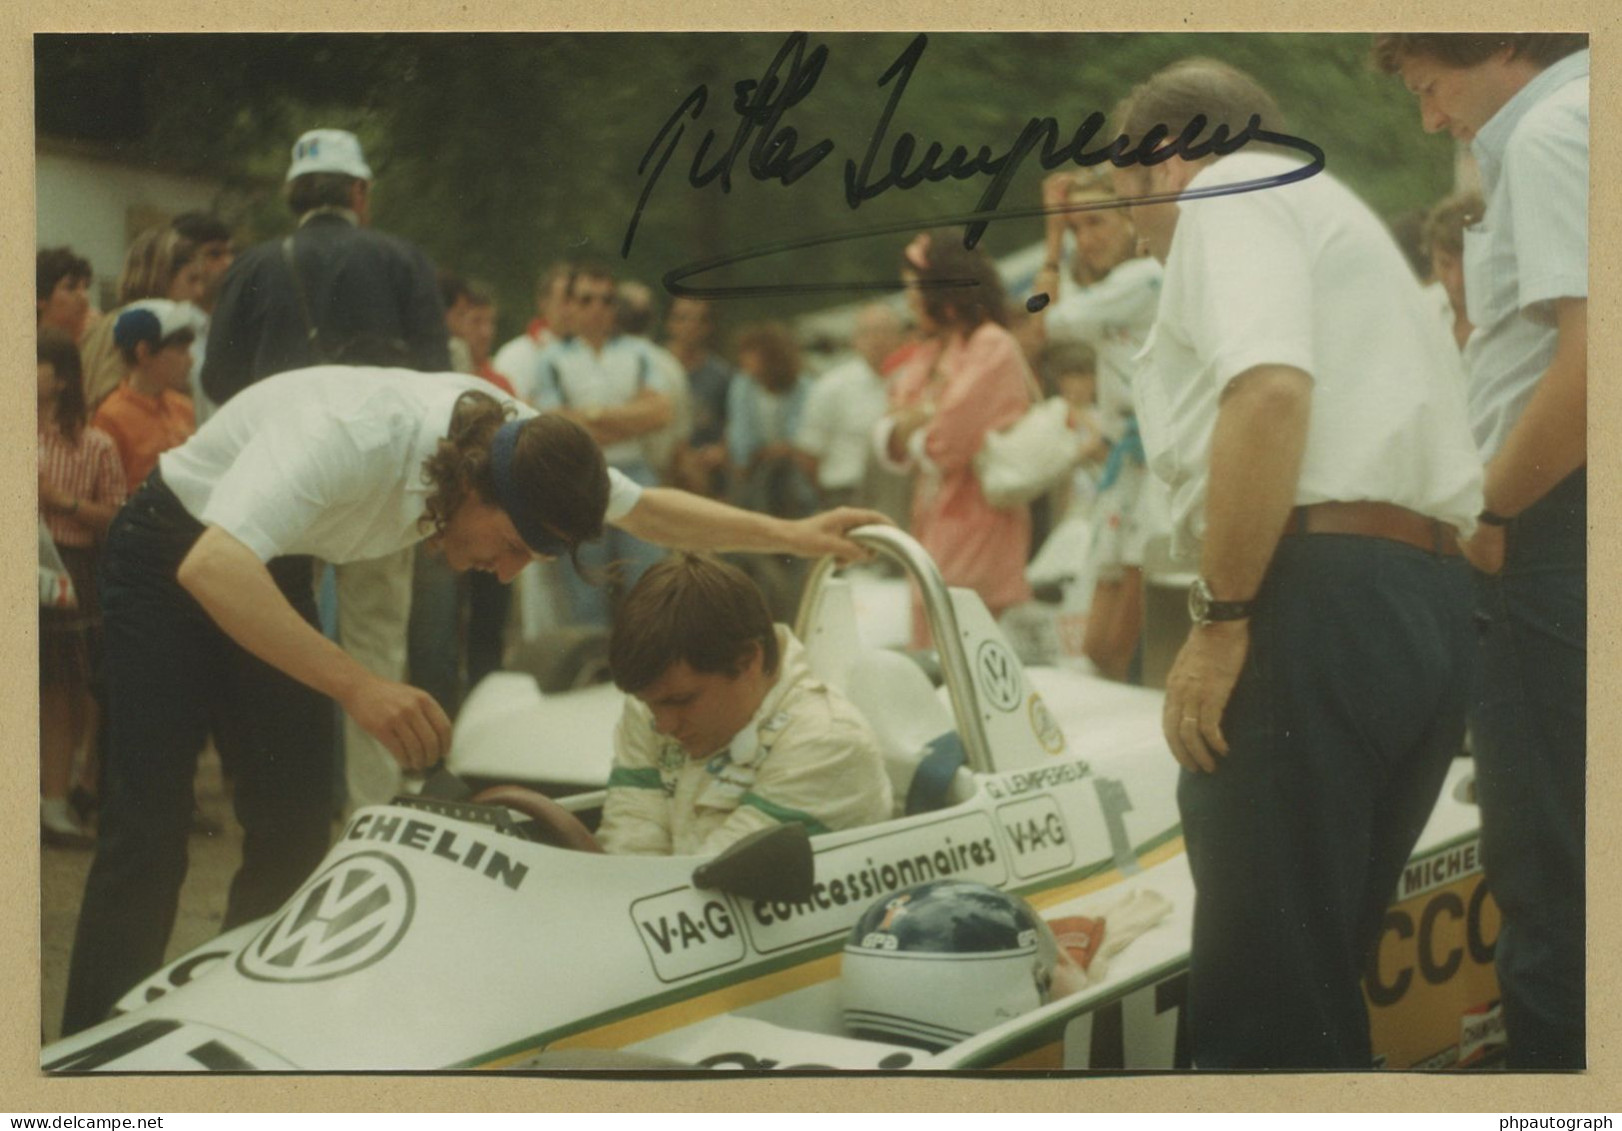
{"left": 597, "top": 552, "right": 891, "bottom": 856}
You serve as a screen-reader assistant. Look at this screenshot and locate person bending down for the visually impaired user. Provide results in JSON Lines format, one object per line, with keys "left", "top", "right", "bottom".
{"left": 597, "top": 553, "right": 892, "bottom": 856}
{"left": 60, "top": 365, "right": 887, "bottom": 1037}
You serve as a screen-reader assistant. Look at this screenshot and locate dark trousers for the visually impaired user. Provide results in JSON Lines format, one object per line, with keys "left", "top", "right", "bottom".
{"left": 61, "top": 474, "right": 336, "bottom": 1036}
{"left": 408, "top": 542, "right": 463, "bottom": 717}
{"left": 1471, "top": 468, "right": 1586, "bottom": 1069}
{"left": 1178, "top": 533, "right": 1475, "bottom": 1068}
{"left": 466, "top": 571, "right": 511, "bottom": 690}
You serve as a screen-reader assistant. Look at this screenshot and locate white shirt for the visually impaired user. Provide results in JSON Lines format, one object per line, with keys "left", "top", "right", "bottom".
{"left": 1421, "top": 280, "right": 1458, "bottom": 346}
{"left": 637, "top": 339, "right": 693, "bottom": 475}
{"left": 1137, "top": 151, "right": 1483, "bottom": 558}
{"left": 160, "top": 367, "right": 642, "bottom": 563}
{"left": 184, "top": 306, "right": 220, "bottom": 427}
{"left": 526, "top": 335, "right": 658, "bottom": 467}
{"left": 492, "top": 328, "right": 557, "bottom": 405}
{"left": 796, "top": 356, "right": 890, "bottom": 490}
{"left": 597, "top": 628, "right": 892, "bottom": 857}
{"left": 1044, "top": 255, "right": 1162, "bottom": 442}
{"left": 1463, "top": 49, "right": 1588, "bottom": 461}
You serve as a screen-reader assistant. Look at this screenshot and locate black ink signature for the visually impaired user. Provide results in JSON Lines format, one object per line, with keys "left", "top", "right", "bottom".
{"left": 625, "top": 32, "right": 1327, "bottom": 300}
{"left": 623, "top": 33, "right": 835, "bottom": 259}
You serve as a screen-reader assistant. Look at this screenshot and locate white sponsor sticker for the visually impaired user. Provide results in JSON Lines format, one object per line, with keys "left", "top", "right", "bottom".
{"left": 630, "top": 887, "right": 747, "bottom": 984}
{"left": 742, "top": 811, "right": 1008, "bottom": 954}
{"left": 1396, "top": 840, "right": 1483, "bottom": 901}
{"left": 237, "top": 851, "right": 414, "bottom": 983}
{"left": 996, "top": 795, "right": 1074, "bottom": 879}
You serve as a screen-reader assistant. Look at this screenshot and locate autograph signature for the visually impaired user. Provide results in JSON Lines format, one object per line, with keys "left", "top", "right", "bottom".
{"left": 624, "top": 32, "right": 1326, "bottom": 300}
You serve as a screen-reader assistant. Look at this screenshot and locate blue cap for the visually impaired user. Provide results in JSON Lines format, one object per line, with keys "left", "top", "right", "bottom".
{"left": 488, "top": 418, "right": 570, "bottom": 558}
{"left": 113, "top": 299, "right": 196, "bottom": 352}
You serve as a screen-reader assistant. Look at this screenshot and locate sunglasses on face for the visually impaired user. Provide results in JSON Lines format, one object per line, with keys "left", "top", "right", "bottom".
{"left": 573, "top": 292, "right": 617, "bottom": 307}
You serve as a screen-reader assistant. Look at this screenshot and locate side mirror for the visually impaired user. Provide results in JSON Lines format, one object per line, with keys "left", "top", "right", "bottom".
{"left": 414, "top": 765, "right": 474, "bottom": 801}
{"left": 690, "top": 823, "right": 815, "bottom": 903}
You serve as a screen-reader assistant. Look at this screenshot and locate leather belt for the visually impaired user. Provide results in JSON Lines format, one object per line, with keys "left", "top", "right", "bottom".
{"left": 1289, "top": 501, "right": 1460, "bottom": 556}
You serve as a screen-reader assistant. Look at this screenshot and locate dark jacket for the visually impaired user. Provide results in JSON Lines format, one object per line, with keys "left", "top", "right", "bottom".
{"left": 201, "top": 212, "right": 451, "bottom": 404}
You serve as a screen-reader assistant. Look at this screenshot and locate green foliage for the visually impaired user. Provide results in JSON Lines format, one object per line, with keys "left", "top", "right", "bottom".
{"left": 37, "top": 31, "right": 1455, "bottom": 340}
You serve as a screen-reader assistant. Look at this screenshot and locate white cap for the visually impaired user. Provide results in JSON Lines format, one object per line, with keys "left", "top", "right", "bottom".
{"left": 286, "top": 129, "right": 373, "bottom": 182}
{"left": 112, "top": 299, "right": 199, "bottom": 351}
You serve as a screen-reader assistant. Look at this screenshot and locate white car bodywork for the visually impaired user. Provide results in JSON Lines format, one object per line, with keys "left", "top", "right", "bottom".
{"left": 43, "top": 529, "right": 1500, "bottom": 1072}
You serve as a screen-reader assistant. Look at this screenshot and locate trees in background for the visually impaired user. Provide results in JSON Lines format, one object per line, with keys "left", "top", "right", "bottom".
{"left": 36, "top": 32, "right": 1455, "bottom": 333}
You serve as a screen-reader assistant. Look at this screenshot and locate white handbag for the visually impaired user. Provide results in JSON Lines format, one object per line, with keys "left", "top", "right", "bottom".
{"left": 975, "top": 394, "right": 1083, "bottom": 508}
{"left": 39, "top": 520, "right": 77, "bottom": 610}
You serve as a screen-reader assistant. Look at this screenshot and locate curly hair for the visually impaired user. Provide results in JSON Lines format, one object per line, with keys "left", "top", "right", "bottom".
{"left": 418, "top": 392, "right": 610, "bottom": 570}
{"left": 421, "top": 393, "right": 508, "bottom": 531}
{"left": 902, "top": 229, "right": 1009, "bottom": 333}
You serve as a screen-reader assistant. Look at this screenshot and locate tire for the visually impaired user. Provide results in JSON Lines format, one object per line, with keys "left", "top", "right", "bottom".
{"left": 506, "top": 626, "right": 613, "bottom": 694}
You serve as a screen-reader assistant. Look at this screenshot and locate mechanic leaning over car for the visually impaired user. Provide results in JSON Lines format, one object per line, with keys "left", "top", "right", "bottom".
{"left": 61, "top": 368, "right": 886, "bottom": 1036}
{"left": 1110, "top": 60, "right": 1484, "bottom": 1068}
{"left": 596, "top": 552, "right": 893, "bottom": 856}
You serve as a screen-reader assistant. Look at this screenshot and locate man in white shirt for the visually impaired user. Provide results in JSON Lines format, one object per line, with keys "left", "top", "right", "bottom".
{"left": 61, "top": 366, "right": 888, "bottom": 1035}
{"left": 199, "top": 128, "right": 453, "bottom": 835}
{"left": 795, "top": 303, "right": 904, "bottom": 507}
{"left": 1378, "top": 31, "right": 1589, "bottom": 1071}
{"left": 522, "top": 262, "right": 675, "bottom": 626}
{"left": 598, "top": 553, "right": 891, "bottom": 856}
{"left": 492, "top": 260, "right": 572, "bottom": 405}
{"left": 1111, "top": 58, "right": 1483, "bottom": 1068}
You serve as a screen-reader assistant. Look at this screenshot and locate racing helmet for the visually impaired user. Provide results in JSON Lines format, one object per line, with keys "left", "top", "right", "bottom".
{"left": 840, "top": 880, "right": 1061, "bottom": 1051}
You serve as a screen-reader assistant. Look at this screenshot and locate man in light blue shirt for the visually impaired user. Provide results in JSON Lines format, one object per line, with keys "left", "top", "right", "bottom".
{"left": 1378, "top": 32, "right": 1589, "bottom": 1070}
{"left": 524, "top": 262, "right": 674, "bottom": 626}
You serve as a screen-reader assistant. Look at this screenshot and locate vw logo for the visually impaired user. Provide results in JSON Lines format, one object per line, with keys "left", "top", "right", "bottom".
{"left": 976, "top": 640, "right": 1022, "bottom": 713}
{"left": 237, "top": 852, "right": 415, "bottom": 983}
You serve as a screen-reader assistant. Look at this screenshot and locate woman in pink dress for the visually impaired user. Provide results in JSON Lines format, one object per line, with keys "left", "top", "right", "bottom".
{"left": 878, "top": 230, "right": 1034, "bottom": 644}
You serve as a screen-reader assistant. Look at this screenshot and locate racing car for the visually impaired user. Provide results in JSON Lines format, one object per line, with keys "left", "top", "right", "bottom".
{"left": 42, "top": 527, "right": 1503, "bottom": 1072}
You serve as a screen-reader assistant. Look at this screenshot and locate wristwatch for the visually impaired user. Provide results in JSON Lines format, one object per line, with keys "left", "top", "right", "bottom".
{"left": 1188, "top": 577, "right": 1256, "bottom": 625}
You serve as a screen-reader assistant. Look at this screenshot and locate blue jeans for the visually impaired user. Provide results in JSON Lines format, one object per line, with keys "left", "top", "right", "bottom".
{"left": 1177, "top": 532, "right": 1475, "bottom": 1068}
{"left": 61, "top": 473, "right": 335, "bottom": 1035}
{"left": 1471, "top": 468, "right": 1586, "bottom": 1069}
{"left": 560, "top": 461, "right": 665, "bottom": 628}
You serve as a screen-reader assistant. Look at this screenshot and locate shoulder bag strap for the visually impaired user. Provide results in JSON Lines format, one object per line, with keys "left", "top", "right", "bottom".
{"left": 280, "top": 235, "right": 328, "bottom": 363}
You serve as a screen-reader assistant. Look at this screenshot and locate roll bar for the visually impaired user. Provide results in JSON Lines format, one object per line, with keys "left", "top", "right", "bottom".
{"left": 794, "top": 524, "right": 994, "bottom": 774}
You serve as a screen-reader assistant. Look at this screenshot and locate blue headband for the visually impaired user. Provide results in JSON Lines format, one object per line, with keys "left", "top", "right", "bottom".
{"left": 488, "top": 418, "right": 570, "bottom": 558}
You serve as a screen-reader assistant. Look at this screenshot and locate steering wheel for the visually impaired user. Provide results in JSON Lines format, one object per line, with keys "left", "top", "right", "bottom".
{"left": 470, "top": 784, "right": 604, "bottom": 854}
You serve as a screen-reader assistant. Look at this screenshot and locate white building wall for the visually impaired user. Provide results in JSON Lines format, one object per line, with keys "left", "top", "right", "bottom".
{"left": 36, "top": 148, "right": 224, "bottom": 304}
